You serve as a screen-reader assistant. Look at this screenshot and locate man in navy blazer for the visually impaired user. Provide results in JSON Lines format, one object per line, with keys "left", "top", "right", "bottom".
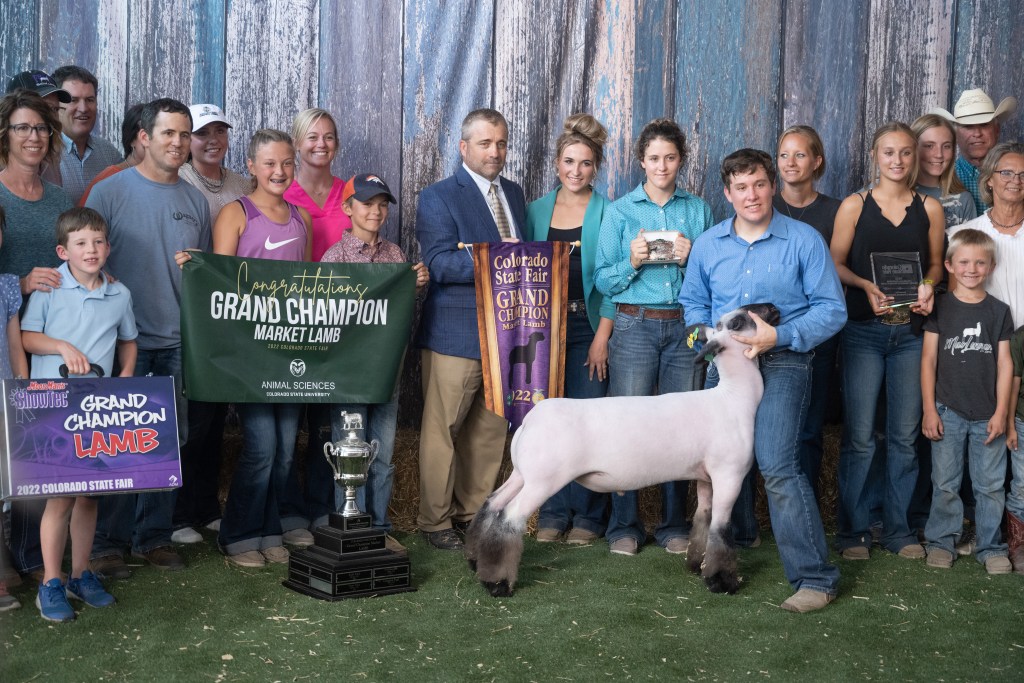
{"left": 415, "top": 108, "right": 526, "bottom": 550}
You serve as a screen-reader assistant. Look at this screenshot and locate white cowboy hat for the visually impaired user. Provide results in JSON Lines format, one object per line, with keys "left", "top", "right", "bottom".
{"left": 930, "top": 89, "right": 1017, "bottom": 125}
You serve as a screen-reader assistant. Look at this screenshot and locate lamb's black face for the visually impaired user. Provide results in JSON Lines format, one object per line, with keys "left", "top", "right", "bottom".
{"left": 706, "top": 303, "right": 780, "bottom": 357}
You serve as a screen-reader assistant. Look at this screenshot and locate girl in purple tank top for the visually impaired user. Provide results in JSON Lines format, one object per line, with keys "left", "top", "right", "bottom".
{"left": 212, "top": 129, "right": 312, "bottom": 568}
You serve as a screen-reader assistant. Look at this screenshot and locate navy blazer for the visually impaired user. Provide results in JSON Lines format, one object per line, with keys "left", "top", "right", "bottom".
{"left": 415, "top": 166, "right": 527, "bottom": 359}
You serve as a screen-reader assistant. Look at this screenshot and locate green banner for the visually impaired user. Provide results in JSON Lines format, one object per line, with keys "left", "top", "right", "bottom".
{"left": 181, "top": 252, "right": 416, "bottom": 403}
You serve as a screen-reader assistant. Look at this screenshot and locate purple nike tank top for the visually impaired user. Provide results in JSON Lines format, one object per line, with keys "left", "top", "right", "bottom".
{"left": 234, "top": 195, "right": 307, "bottom": 261}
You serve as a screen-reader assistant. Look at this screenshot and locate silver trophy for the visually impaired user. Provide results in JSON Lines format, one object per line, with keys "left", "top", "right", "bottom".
{"left": 323, "top": 411, "right": 379, "bottom": 518}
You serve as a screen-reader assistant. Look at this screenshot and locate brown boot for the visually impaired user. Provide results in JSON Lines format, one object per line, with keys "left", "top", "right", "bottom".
{"left": 1007, "top": 510, "right": 1024, "bottom": 575}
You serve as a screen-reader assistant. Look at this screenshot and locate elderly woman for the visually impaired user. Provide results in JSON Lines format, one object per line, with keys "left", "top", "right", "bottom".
{"left": 0, "top": 90, "right": 73, "bottom": 580}
{"left": 949, "top": 143, "right": 1024, "bottom": 573}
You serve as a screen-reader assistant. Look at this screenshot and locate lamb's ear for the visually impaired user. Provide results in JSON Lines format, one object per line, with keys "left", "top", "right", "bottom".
{"left": 744, "top": 303, "right": 781, "bottom": 326}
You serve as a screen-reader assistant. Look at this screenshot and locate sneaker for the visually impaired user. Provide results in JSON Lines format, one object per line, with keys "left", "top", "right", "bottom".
{"left": 171, "top": 527, "right": 203, "bottom": 544}
{"left": 535, "top": 528, "right": 561, "bottom": 543}
{"left": 897, "top": 543, "right": 926, "bottom": 559}
{"left": 609, "top": 538, "right": 639, "bottom": 556}
{"left": 780, "top": 589, "right": 835, "bottom": 613}
{"left": 955, "top": 527, "right": 976, "bottom": 556}
{"left": 841, "top": 546, "right": 870, "bottom": 561}
{"left": 226, "top": 550, "right": 266, "bottom": 568}
{"left": 984, "top": 556, "right": 1012, "bottom": 575}
{"left": 131, "top": 546, "right": 185, "bottom": 571}
{"left": 261, "top": 546, "right": 290, "bottom": 564}
{"left": 205, "top": 518, "right": 222, "bottom": 532}
{"left": 36, "top": 578, "right": 75, "bottom": 622}
{"left": 0, "top": 565, "right": 23, "bottom": 588}
{"left": 282, "top": 528, "right": 315, "bottom": 548}
{"left": 927, "top": 547, "right": 954, "bottom": 568}
{"left": 423, "top": 529, "right": 463, "bottom": 551}
{"left": 565, "top": 528, "right": 599, "bottom": 545}
{"left": 0, "top": 581, "right": 21, "bottom": 612}
{"left": 384, "top": 535, "right": 407, "bottom": 553}
{"left": 663, "top": 537, "right": 689, "bottom": 555}
{"left": 66, "top": 570, "right": 116, "bottom": 608}
{"left": 91, "top": 554, "right": 130, "bottom": 580}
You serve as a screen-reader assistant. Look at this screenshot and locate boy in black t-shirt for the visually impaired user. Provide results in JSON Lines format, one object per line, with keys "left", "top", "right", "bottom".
{"left": 921, "top": 228, "right": 1013, "bottom": 574}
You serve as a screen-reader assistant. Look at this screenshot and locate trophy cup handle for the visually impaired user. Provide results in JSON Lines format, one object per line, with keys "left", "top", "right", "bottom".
{"left": 368, "top": 439, "right": 380, "bottom": 468}
{"left": 323, "top": 441, "right": 335, "bottom": 459}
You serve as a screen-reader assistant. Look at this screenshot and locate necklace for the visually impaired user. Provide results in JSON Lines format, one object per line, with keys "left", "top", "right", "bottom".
{"left": 780, "top": 193, "right": 815, "bottom": 223}
{"left": 188, "top": 162, "right": 225, "bottom": 193}
{"left": 988, "top": 208, "right": 1024, "bottom": 230}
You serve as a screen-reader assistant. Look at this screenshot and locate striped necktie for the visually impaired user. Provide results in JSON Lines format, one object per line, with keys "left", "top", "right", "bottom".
{"left": 488, "top": 182, "right": 512, "bottom": 239}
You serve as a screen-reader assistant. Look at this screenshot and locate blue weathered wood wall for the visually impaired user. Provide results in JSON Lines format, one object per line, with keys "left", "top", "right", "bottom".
{"left": 3, "top": 0, "right": 1021, "bottom": 247}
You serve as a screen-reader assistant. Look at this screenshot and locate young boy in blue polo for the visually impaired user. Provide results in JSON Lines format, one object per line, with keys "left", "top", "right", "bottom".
{"left": 921, "top": 228, "right": 1013, "bottom": 574}
{"left": 21, "top": 207, "right": 138, "bottom": 621}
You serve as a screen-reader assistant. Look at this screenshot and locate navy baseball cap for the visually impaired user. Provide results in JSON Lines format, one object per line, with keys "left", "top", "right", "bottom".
{"left": 343, "top": 173, "right": 397, "bottom": 204}
{"left": 6, "top": 70, "right": 72, "bottom": 103}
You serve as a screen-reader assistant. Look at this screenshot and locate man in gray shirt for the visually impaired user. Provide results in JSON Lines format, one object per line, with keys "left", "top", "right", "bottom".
{"left": 52, "top": 66, "right": 121, "bottom": 204}
{"left": 86, "top": 98, "right": 211, "bottom": 577}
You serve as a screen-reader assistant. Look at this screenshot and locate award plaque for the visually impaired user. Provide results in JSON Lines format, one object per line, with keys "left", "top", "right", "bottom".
{"left": 870, "top": 252, "right": 922, "bottom": 307}
{"left": 640, "top": 230, "right": 682, "bottom": 265}
{"left": 284, "top": 412, "right": 415, "bottom": 600}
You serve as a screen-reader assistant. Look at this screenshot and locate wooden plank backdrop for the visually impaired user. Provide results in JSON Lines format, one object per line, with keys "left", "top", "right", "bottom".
{"left": 2, "top": 0, "right": 1021, "bottom": 419}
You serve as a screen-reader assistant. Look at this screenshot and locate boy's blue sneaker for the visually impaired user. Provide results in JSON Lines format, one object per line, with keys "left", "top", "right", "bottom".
{"left": 66, "top": 570, "right": 116, "bottom": 608}
{"left": 36, "top": 578, "right": 76, "bottom": 622}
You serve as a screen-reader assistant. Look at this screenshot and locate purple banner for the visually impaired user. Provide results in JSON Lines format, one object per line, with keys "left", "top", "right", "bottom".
{"left": 0, "top": 377, "right": 181, "bottom": 499}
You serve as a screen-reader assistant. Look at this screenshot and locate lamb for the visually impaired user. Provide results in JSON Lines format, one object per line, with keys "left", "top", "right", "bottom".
{"left": 464, "top": 303, "right": 778, "bottom": 597}
{"left": 508, "top": 331, "right": 545, "bottom": 386}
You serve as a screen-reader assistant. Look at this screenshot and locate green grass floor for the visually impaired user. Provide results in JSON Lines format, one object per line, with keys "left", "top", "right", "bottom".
{"left": 2, "top": 530, "right": 1022, "bottom": 682}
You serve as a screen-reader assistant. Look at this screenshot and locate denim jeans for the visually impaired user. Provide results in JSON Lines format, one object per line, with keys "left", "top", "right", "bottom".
{"left": 328, "top": 398, "right": 400, "bottom": 532}
{"left": 606, "top": 308, "right": 699, "bottom": 546}
{"left": 93, "top": 347, "right": 186, "bottom": 558}
{"left": 218, "top": 403, "right": 302, "bottom": 554}
{"left": 173, "top": 400, "right": 224, "bottom": 529}
{"left": 537, "top": 313, "right": 610, "bottom": 535}
{"left": 714, "top": 350, "right": 839, "bottom": 593}
{"left": 924, "top": 403, "right": 1008, "bottom": 563}
{"left": 286, "top": 403, "right": 334, "bottom": 529}
{"left": 837, "top": 320, "right": 922, "bottom": 553}
{"left": 1009, "top": 418, "right": 1024, "bottom": 519}
{"left": 798, "top": 333, "right": 839, "bottom": 499}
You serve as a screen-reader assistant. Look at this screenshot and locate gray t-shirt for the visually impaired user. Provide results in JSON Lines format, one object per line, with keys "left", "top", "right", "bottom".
{"left": 85, "top": 167, "right": 211, "bottom": 350}
{"left": 925, "top": 292, "right": 1013, "bottom": 420}
{"left": 0, "top": 180, "right": 72, "bottom": 279}
{"left": 916, "top": 184, "right": 977, "bottom": 230}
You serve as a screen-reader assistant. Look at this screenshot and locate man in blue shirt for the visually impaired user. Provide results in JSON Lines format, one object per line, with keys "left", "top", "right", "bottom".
{"left": 52, "top": 66, "right": 121, "bottom": 205}
{"left": 680, "top": 148, "right": 846, "bottom": 613}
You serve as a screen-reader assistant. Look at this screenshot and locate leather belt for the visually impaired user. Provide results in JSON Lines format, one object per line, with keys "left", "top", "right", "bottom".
{"left": 567, "top": 299, "right": 586, "bottom": 314}
{"left": 616, "top": 303, "right": 681, "bottom": 320}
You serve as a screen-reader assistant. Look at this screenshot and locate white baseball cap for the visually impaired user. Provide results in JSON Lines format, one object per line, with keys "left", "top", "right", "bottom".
{"left": 188, "top": 103, "right": 232, "bottom": 132}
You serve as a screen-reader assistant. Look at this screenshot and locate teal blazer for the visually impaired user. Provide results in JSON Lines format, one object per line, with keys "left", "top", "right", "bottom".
{"left": 525, "top": 187, "right": 615, "bottom": 332}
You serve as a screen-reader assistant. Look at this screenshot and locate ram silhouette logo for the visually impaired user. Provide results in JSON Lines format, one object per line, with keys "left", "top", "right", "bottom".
{"left": 290, "top": 359, "right": 306, "bottom": 377}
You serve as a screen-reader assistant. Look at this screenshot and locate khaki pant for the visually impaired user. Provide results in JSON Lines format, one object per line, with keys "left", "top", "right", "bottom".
{"left": 417, "top": 350, "right": 508, "bottom": 532}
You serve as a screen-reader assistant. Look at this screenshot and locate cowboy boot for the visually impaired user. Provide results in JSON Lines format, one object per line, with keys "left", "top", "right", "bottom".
{"left": 1007, "top": 510, "right": 1024, "bottom": 575}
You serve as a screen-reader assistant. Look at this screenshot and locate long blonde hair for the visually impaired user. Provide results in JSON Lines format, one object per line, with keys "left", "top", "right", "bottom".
{"left": 910, "top": 114, "right": 966, "bottom": 196}
{"left": 868, "top": 121, "right": 918, "bottom": 189}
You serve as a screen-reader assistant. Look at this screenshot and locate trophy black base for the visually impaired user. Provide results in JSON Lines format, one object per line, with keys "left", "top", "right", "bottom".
{"left": 283, "top": 513, "right": 414, "bottom": 601}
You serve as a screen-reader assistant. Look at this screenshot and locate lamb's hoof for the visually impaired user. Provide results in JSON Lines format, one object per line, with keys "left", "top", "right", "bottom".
{"left": 703, "top": 571, "right": 741, "bottom": 595}
{"left": 466, "top": 558, "right": 477, "bottom": 572}
{"left": 483, "top": 579, "right": 513, "bottom": 597}
{"left": 686, "top": 557, "right": 703, "bottom": 575}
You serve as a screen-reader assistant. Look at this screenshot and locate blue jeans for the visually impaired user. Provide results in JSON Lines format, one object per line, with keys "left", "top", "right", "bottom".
{"left": 1009, "top": 418, "right": 1024, "bottom": 519}
{"left": 925, "top": 403, "right": 1008, "bottom": 562}
{"left": 606, "top": 308, "right": 699, "bottom": 546}
{"left": 173, "top": 400, "right": 224, "bottom": 529}
{"left": 714, "top": 350, "right": 839, "bottom": 593}
{"left": 329, "top": 398, "right": 400, "bottom": 532}
{"left": 93, "top": 347, "right": 186, "bottom": 558}
{"left": 537, "top": 313, "right": 610, "bottom": 535}
{"left": 837, "top": 320, "right": 922, "bottom": 553}
{"left": 799, "top": 333, "right": 839, "bottom": 499}
{"left": 218, "top": 403, "right": 302, "bottom": 554}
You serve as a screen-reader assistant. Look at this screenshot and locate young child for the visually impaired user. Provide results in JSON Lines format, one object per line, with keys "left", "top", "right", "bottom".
{"left": 320, "top": 174, "right": 428, "bottom": 552}
{"left": 21, "top": 207, "right": 138, "bottom": 621}
{"left": 0, "top": 206, "right": 30, "bottom": 612}
{"left": 921, "top": 228, "right": 1013, "bottom": 574}
{"left": 1005, "top": 326, "right": 1024, "bottom": 574}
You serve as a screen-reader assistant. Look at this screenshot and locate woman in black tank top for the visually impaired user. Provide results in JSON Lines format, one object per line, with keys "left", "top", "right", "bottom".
{"left": 830, "top": 122, "right": 945, "bottom": 562}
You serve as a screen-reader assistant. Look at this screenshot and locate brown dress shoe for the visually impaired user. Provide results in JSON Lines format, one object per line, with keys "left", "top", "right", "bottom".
{"left": 132, "top": 546, "right": 185, "bottom": 571}
{"left": 423, "top": 529, "right": 463, "bottom": 550}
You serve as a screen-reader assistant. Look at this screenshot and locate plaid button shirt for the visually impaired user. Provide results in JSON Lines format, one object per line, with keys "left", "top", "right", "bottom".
{"left": 955, "top": 157, "right": 987, "bottom": 216}
{"left": 320, "top": 230, "right": 406, "bottom": 264}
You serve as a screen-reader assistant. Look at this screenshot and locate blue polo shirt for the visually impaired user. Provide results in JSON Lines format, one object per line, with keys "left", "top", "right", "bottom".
{"left": 679, "top": 210, "right": 846, "bottom": 352}
{"left": 22, "top": 262, "right": 138, "bottom": 379}
{"left": 594, "top": 183, "right": 713, "bottom": 307}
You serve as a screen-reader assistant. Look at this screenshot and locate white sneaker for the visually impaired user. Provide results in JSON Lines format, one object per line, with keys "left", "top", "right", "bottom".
{"left": 171, "top": 527, "right": 203, "bottom": 544}
{"left": 205, "top": 518, "right": 221, "bottom": 532}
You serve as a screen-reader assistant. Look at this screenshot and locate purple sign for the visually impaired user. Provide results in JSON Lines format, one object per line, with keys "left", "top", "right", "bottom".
{"left": 0, "top": 376, "right": 181, "bottom": 499}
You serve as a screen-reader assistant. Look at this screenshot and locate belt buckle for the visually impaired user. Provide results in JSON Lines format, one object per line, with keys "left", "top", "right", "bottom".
{"left": 880, "top": 307, "right": 910, "bottom": 326}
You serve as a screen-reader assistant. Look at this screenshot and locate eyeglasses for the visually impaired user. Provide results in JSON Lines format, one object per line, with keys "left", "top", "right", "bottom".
{"left": 6, "top": 123, "right": 52, "bottom": 138}
{"left": 995, "top": 170, "right": 1024, "bottom": 182}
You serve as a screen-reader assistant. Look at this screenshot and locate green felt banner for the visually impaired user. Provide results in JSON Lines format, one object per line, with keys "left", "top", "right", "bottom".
{"left": 181, "top": 253, "right": 416, "bottom": 403}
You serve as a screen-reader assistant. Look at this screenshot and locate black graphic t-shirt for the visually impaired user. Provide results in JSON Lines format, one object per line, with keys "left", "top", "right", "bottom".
{"left": 925, "top": 292, "right": 1013, "bottom": 420}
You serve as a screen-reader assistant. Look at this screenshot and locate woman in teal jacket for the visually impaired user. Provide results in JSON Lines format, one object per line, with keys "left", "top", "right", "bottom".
{"left": 525, "top": 114, "right": 614, "bottom": 544}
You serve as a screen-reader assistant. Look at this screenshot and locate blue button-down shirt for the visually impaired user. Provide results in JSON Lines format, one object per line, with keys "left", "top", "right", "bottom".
{"left": 60, "top": 133, "right": 122, "bottom": 205}
{"left": 679, "top": 211, "right": 846, "bottom": 352}
{"left": 594, "top": 183, "right": 712, "bottom": 307}
{"left": 955, "top": 157, "right": 987, "bottom": 216}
